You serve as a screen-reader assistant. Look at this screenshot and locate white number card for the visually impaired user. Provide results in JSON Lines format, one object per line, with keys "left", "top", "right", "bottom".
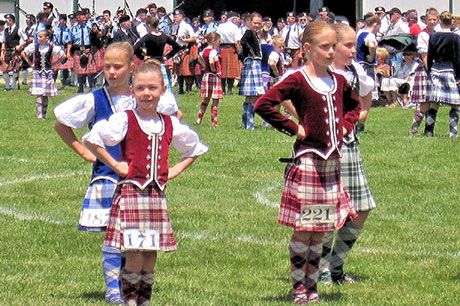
{"left": 79, "top": 208, "right": 110, "bottom": 227}
{"left": 123, "top": 229, "right": 160, "bottom": 251}
{"left": 301, "top": 205, "right": 336, "bottom": 225}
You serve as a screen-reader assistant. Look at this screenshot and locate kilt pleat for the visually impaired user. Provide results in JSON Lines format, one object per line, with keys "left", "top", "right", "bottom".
{"left": 78, "top": 179, "right": 117, "bottom": 232}
{"left": 239, "top": 58, "right": 265, "bottom": 96}
{"left": 29, "top": 70, "right": 58, "bottom": 96}
{"left": 104, "top": 183, "right": 177, "bottom": 252}
{"left": 73, "top": 50, "right": 101, "bottom": 75}
{"left": 340, "top": 142, "right": 376, "bottom": 212}
{"left": 279, "top": 152, "right": 357, "bottom": 232}
{"left": 220, "top": 45, "right": 240, "bottom": 79}
{"left": 426, "top": 66, "right": 460, "bottom": 105}
{"left": 53, "top": 54, "right": 74, "bottom": 70}
{"left": 409, "top": 63, "right": 428, "bottom": 104}
{"left": 200, "top": 72, "right": 223, "bottom": 99}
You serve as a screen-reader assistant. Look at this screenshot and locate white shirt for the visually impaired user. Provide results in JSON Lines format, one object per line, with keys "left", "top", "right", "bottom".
{"left": 217, "top": 21, "right": 242, "bottom": 44}
{"left": 172, "top": 20, "right": 197, "bottom": 47}
{"left": 136, "top": 21, "right": 148, "bottom": 38}
{"left": 386, "top": 19, "right": 410, "bottom": 36}
{"left": 417, "top": 30, "right": 431, "bottom": 53}
{"left": 281, "top": 23, "right": 303, "bottom": 49}
{"left": 2, "top": 24, "right": 28, "bottom": 43}
{"left": 54, "top": 91, "right": 135, "bottom": 128}
{"left": 83, "top": 110, "right": 208, "bottom": 158}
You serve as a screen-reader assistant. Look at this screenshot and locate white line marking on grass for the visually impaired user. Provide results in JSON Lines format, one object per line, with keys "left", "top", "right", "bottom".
{"left": 254, "top": 183, "right": 281, "bottom": 207}
{"left": 0, "top": 171, "right": 87, "bottom": 187}
{"left": 0, "top": 156, "right": 29, "bottom": 163}
{"left": 0, "top": 205, "right": 67, "bottom": 224}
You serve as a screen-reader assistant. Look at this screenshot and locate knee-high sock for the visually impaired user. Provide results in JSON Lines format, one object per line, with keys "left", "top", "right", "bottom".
{"left": 77, "top": 75, "right": 86, "bottom": 93}
{"left": 319, "top": 231, "right": 334, "bottom": 273}
{"left": 304, "top": 238, "right": 322, "bottom": 294}
{"left": 11, "top": 72, "right": 18, "bottom": 89}
{"left": 247, "top": 103, "right": 255, "bottom": 129}
{"left": 41, "top": 97, "right": 49, "bottom": 118}
{"left": 424, "top": 108, "right": 438, "bottom": 137}
{"left": 177, "top": 76, "right": 184, "bottom": 93}
{"left": 449, "top": 108, "right": 459, "bottom": 137}
{"left": 3, "top": 73, "right": 11, "bottom": 89}
{"left": 22, "top": 70, "right": 28, "bottom": 84}
{"left": 211, "top": 105, "right": 218, "bottom": 126}
{"left": 410, "top": 109, "right": 425, "bottom": 134}
{"left": 102, "top": 246, "right": 122, "bottom": 296}
{"left": 329, "top": 221, "right": 363, "bottom": 277}
{"left": 289, "top": 237, "right": 308, "bottom": 295}
{"left": 120, "top": 268, "right": 141, "bottom": 306}
{"left": 227, "top": 78, "right": 234, "bottom": 92}
{"left": 137, "top": 271, "right": 154, "bottom": 306}
{"left": 36, "top": 97, "right": 43, "bottom": 118}
{"left": 242, "top": 102, "right": 248, "bottom": 129}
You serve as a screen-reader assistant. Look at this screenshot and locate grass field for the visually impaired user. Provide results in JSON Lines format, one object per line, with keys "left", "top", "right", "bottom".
{"left": 0, "top": 84, "right": 459, "bottom": 305}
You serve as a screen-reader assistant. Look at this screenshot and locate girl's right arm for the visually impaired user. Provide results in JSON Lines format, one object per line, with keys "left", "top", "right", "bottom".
{"left": 54, "top": 122, "right": 96, "bottom": 163}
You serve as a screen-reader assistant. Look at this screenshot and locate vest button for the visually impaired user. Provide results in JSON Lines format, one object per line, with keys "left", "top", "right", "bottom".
{"left": 146, "top": 164, "right": 151, "bottom": 170}
{"left": 326, "top": 131, "right": 330, "bottom": 136}
{"left": 158, "top": 155, "right": 161, "bottom": 160}
{"left": 147, "top": 145, "right": 152, "bottom": 150}
{"left": 325, "top": 119, "right": 329, "bottom": 124}
{"left": 324, "top": 108, "right": 327, "bottom": 113}
{"left": 147, "top": 135, "right": 152, "bottom": 140}
{"left": 335, "top": 118, "right": 339, "bottom": 123}
{"left": 157, "top": 165, "right": 161, "bottom": 169}
{"left": 159, "top": 145, "right": 162, "bottom": 150}
{"left": 146, "top": 174, "right": 150, "bottom": 179}
{"left": 327, "top": 142, "right": 331, "bottom": 147}
{"left": 159, "top": 136, "right": 162, "bottom": 141}
{"left": 147, "top": 155, "right": 151, "bottom": 160}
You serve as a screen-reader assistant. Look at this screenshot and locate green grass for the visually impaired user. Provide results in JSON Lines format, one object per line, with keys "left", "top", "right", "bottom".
{"left": 0, "top": 84, "right": 459, "bottom": 305}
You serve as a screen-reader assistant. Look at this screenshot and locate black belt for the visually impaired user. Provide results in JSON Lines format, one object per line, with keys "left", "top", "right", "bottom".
{"left": 220, "top": 43, "right": 236, "bottom": 47}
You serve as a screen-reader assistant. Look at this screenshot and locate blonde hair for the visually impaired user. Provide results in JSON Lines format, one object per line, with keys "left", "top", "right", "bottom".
{"left": 272, "top": 35, "right": 285, "bottom": 46}
{"left": 376, "top": 47, "right": 389, "bottom": 61}
{"left": 205, "top": 32, "right": 221, "bottom": 44}
{"left": 132, "top": 58, "right": 164, "bottom": 85}
{"left": 425, "top": 8, "right": 439, "bottom": 18}
{"left": 331, "top": 23, "right": 355, "bottom": 42}
{"left": 300, "top": 21, "right": 334, "bottom": 45}
{"left": 105, "top": 42, "right": 134, "bottom": 64}
{"left": 439, "top": 11, "right": 453, "bottom": 27}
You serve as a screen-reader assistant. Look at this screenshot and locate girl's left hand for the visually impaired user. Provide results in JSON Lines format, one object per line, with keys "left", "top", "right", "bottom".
{"left": 115, "top": 161, "right": 129, "bottom": 177}
{"left": 343, "top": 127, "right": 348, "bottom": 135}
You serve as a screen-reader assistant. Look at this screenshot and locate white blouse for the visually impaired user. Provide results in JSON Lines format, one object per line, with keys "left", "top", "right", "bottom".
{"left": 83, "top": 110, "right": 208, "bottom": 158}
{"left": 54, "top": 92, "right": 135, "bottom": 129}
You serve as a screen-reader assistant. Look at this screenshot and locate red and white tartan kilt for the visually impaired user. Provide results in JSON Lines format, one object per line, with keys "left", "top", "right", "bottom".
{"left": 220, "top": 45, "right": 240, "bottom": 79}
{"left": 174, "top": 51, "right": 193, "bottom": 76}
{"left": 200, "top": 72, "right": 223, "bottom": 99}
{"left": 104, "top": 183, "right": 177, "bottom": 252}
{"left": 29, "top": 70, "right": 58, "bottom": 97}
{"left": 73, "top": 50, "right": 100, "bottom": 74}
{"left": 279, "top": 152, "right": 357, "bottom": 232}
{"left": 409, "top": 64, "right": 428, "bottom": 104}
{"left": 53, "top": 54, "right": 74, "bottom": 70}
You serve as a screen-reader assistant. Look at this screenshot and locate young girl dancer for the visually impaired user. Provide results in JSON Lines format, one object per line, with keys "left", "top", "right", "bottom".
{"left": 196, "top": 32, "right": 223, "bottom": 126}
{"left": 54, "top": 42, "right": 135, "bottom": 304}
{"left": 319, "top": 23, "right": 377, "bottom": 285}
{"left": 255, "top": 21, "right": 360, "bottom": 303}
{"left": 21, "top": 30, "right": 66, "bottom": 119}
{"left": 83, "top": 59, "right": 208, "bottom": 305}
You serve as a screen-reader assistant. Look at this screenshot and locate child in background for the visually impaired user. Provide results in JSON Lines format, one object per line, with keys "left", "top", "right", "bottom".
{"left": 197, "top": 32, "right": 223, "bottom": 126}
{"left": 319, "top": 23, "right": 377, "bottom": 285}
{"left": 22, "top": 30, "right": 66, "bottom": 119}
{"left": 83, "top": 59, "right": 208, "bottom": 305}
{"left": 268, "top": 35, "right": 286, "bottom": 89}
{"left": 54, "top": 42, "right": 135, "bottom": 304}
{"left": 255, "top": 21, "right": 360, "bottom": 304}
{"left": 259, "top": 29, "right": 275, "bottom": 91}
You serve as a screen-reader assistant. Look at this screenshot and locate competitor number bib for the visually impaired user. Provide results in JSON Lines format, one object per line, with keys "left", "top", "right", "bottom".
{"left": 301, "top": 205, "right": 336, "bottom": 225}
{"left": 79, "top": 208, "right": 110, "bottom": 227}
{"left": 123, "top": 229, "right": 160, "bottom": 251}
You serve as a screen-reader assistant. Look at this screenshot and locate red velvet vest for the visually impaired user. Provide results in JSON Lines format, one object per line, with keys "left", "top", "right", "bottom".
{"left": 202, "top": 47, "right": 221, "bottom": 74}
{"left": 120, "top": 110, "right": 172, "bottom": 190}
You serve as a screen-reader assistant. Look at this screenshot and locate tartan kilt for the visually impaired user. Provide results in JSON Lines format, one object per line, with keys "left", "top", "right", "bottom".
{"left": 239, "top": 58, "right": 265, "bottom": 96}
{"left": 104, "top": 183, "right": 177, "bottom": 252}
{"left": 426, "top": 66, "right": 460, "bottom": 105}
{"left": 268, "top": 75, "right": 281, "bottom": 90}
{"left": 29, "top": 70, "right": 58, "bottom": 96}
{"left": 53, "top": 54, "right": 74, "bottom": 70}
{"left": 279, "top": 152, "right": 357, "bottom": 232}
{"left": 174, "top": 51, "right": 193, "bottom": 76}
{"left": 409, "top": 64, "right": 428, "bottom": 104}
{"left": 200, "top": 72, "right": 223, "bottom": 99}
{"left": 94, "top": 48, "right": 104, "bottom": 71}
{"left": 78, "top": 179, "right": 117, "bottom": 232}
{"left": 73, "top": 50, "right": 99, "bottom": 74}
{"left": 220, "top": 45, "right": 240, "bottom": 79}
{"left": 340, "top": 142, "right": 377, "bottom": 212}
{"left": 262, "top": 72, "right": 270, "bottom": 92}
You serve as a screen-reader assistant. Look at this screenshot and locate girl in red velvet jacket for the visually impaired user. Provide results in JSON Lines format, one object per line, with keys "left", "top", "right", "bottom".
{"left": 83, "top": 59, "right": 208, "bottom": 305}
{"left": 255, "top": 21, "right": 360, "bottom": 304}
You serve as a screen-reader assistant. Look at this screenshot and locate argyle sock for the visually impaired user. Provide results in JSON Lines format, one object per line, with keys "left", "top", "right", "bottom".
{"left": 242, "top": 102, "right": 248, "bottom": 129}
{"left": 330, "top": 220, "right": 363, "bottom": 279}
{"left": 424, "top": 108, "right": 438, "bottom": 137}
{"left": 120, "top": 268, "right": 141, "bottom": 306}
{"left": 137, "top": 272, "right": 155, "bottom": 306}
{"left": 36, "top": 97, "right": 43, "bottom": 119}
{"left": 41, "top": 97, "right": 49, "bottom": 119}
{"left": 305, "top": 238, "right": 322, "bottom": 295}
{"left": 449, "top": 108, "right": 459, "bottom": 137}
{"left": 289, "top": 237, "right": 308, "bottom": 297}
{"left": 319, "top": 231, "right": 334, "bottom": 274}
{"left": 102, "top": 246, "right": 122, "bottom": 302}
{"left": 3, "top": 73, "right": 11, "bottom": 89}
{"left": 247, "top": 103, "right": 255, "bottom": 129}
{"left": 410, "top": 110, "right": 424, "bottom": 135}
{"left": 211, "top": 105, "right": 218, "bottom": 126}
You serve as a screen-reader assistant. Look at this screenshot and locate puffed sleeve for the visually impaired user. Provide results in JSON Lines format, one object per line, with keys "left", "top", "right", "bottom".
{"left": 82, "top": 112, "right": 129, "bottom": 148}
{"left": 52, "top": 45, "right": 64, "bottom": 57}
{"left": 170, "top": 116, "right": 208, "bottom": 158}
{"left": 352, "top": 60, "right": 374, "bottom": 97}
{"left": 54, "top": 93, "right": 96, "bottom": 128}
